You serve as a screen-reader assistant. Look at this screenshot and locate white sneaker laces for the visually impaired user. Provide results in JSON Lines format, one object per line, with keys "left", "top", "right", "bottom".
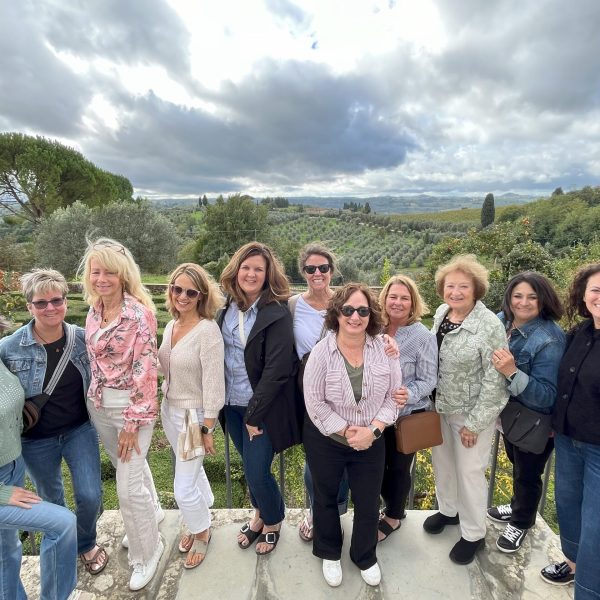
{"left": 503, "top": 524, "right": 524, "bottom": 542}
{"left": 497, "top": 504, "right": 512, "bottom": 516}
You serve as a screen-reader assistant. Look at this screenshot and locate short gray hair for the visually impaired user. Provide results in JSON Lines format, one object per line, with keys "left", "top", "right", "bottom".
{"left": 20, "top": 269, "right": 69, "bottom": 303}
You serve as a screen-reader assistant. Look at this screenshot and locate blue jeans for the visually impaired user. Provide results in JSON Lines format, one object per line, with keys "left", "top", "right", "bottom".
{"left": 303, "top": 462, "right": 349, "bottom": 515}
{"left": 555, "top": 433, "right": 600, "bottom": 599}
{"left": 224, "top": 405, "right": 285, "bottom": 525}
{"left": 21, "top": 420, "right": 102, "bottom": 554}
{"left": 0, "top": 456, "right": 77, "bottom": 600}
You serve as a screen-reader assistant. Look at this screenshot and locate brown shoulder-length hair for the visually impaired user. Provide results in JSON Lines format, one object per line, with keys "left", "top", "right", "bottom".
{"left": 325, "top": 282, "right": 382, "bottom": 336}
{"left": 297, "top": 242, "right": 338, "bottom": 276}
{"left": 566, "top": 262, "right": 600, "bottom": 324}
{"left": 379, "top": 274, "right": 429, "bottom": 328}
{"left": 166, "top": 263, "right": 224, "bottom": 320}
{"left": 435, "top": 254, "right": 489, "bottom": 301}
{"left": 220, "top": 242, "right": 290, "bottom": 311}
{"left": 501, "top": 271, "right": 563, "bottom": 322}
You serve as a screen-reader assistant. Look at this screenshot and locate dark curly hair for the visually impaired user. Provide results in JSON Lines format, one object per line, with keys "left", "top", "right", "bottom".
{"left": 566, "top": 262, "right": 600, "bottom": 324}
{"left": 324, "top": 282, "right": 382, "bottom": 336}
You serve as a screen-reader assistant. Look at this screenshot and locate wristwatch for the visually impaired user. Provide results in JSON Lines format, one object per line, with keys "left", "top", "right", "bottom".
{"left": 201, "top": 424, "right": 217, "bottom": 434}
{"left": 507, "top": 371, "right": 518, "bottom": 383}
{"left": 369, "top": 424, "right": 383, "bottom": 439}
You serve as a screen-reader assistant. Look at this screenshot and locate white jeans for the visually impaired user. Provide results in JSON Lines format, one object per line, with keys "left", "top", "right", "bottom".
{"left": 431, "top": 413, "right": 496, "bottom": 541}
{"left": 88, "top": 400, "right": 160, "bottom": 565}
{"left": 161, "top": 402, "right": 214, "bottom": 534}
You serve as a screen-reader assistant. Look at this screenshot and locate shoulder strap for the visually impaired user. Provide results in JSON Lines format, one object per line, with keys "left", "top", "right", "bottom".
{"left": 288, "top": 294, "right": 300, "bottom": 319}
{"left": 43, "top": 323, "right": 76, "bottom": 396}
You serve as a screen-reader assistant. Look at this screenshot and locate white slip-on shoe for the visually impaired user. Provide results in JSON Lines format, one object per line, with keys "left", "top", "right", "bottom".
{"left": 129, "top": 537, "right": 164, "bottom": 591}
{"left": 360, "top": 562, "right": 381, "bottom": 586}
{"left": 122, "top": 505, "right": 165, "bottom": 549}
{"left": 322, "top": 559, "right": 342, "bottom": 587}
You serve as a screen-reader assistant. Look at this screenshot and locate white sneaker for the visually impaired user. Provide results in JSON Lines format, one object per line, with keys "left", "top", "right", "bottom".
{"left": 322, "top": 559, "right": 342, "bottom": 587}
{"left": 361, "top": 562, "right": 381, "bottom": 586}
{"left": 129, "top": 537, "right": 164, "bottom": 591}
{"left": 122, "top": 505, "right": 165, "bottom": 549}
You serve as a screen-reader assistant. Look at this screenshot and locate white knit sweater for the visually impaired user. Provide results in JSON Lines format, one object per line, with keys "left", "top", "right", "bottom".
{"left": 158, "top": 319, "right": 225, "bottom": 417}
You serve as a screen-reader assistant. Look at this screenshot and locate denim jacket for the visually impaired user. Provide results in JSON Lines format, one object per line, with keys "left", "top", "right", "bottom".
{"left": 499, "top": 313, "right": 566, "bottom": 414}
{"left": 0, "top": 320, "right": 91, "bottom": 397}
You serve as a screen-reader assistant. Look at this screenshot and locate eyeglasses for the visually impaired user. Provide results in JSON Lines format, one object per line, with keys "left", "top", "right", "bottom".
{"left": 30, "top": 297, "right": 66, "bottom": 310}
{"left": 303, "top": 264, "right": 331, "bottom": 274}
{"left": 170, "top": 284, "right": 200, "bottom": 299}
{"left": 340, "top": 305, "right": 370, "bottom": 317}
{"left": 93, "top": 242, "right": 126, "bottom": 255}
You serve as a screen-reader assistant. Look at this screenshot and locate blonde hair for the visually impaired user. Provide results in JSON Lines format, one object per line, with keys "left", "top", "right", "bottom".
{"left": 166, "top": 263, "right": 224, "bottom": 320}
{"left": 79, "top": 237, "right": 155, "bottom": 311}
{"left": 21, "top": 269, "right": 68, "bottom": 303}
{"left": 435, "top": 254, "right": 489, "bottom": 301}
{"left": 220, "top": 242, "right": 290, "bottom": 311}
{"left": 379, "top": 274, "right": 428, "bottom": 327}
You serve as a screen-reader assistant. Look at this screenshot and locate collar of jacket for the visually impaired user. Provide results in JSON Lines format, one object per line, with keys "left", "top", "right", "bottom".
{"left": 435, "top": 300, "right": 489, "bottom": 334}
{"left": 19, "top": 319, "right": 67, "bottom": 347}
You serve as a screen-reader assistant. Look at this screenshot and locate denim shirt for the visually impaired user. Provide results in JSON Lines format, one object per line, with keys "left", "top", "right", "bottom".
{"left": 0, "top": 320, "right": 91, "bottom": 398}
{"left": 499, "top": 313, "right": 566, "bottom": 414}
{"left": 222, "top": 300, "right": 258, "bottom": 407}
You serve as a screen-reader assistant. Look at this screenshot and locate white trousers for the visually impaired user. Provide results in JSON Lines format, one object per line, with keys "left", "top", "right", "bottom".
{"left": 161, "top": 402, "right": 214, "bottom": 534}
{"left": 88, "top": 401, "right": 160, "bottom": 565}
{"left": 431, "top": 413, "right": 495, "bottom": 541}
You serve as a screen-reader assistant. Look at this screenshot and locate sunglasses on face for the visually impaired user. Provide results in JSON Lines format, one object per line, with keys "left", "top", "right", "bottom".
{"left": 170, "top": 284, "right": 200, "bottom": 299}
{"left": 30, "top": 297, "right": 66, "bottom": 310}
{"left": 303, "top": 264, "right": 331, "bottom": 274}
{"left": 340, "top": 305, "right": 370, "bottom": 317}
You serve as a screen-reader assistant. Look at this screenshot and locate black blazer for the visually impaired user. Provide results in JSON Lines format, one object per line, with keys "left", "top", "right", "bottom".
{"left": 217, "top": 295, "right": 303, "bottom": 453}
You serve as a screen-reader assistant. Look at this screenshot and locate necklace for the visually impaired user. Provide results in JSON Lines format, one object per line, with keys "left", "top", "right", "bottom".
{"left": 337, "top": 339, "right": 365, "bottom": 368}
{"left": 102, "top": 306, "right": 120, "bottom": 324}
{"left": 34, "top": 327, "right": 63, "bottom": 353}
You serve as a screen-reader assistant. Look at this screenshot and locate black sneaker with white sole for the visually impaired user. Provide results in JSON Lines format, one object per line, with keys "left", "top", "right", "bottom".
{"left": 540, "top": 561, "right": 575, "bottom": 586}
{"left": 487, "top": 503, "right": 512, "bottom": 523}
{"left": 496, "top": 524, "right": 527, "bottom": 553}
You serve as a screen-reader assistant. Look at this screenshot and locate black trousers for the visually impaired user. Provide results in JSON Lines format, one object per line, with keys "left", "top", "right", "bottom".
{"left": 380, "top": 425, "right": 415, "bottom": 519}
{"left": 503, "top": 434, "right": 554, "bottom": 529}
{"left": 304, "top": 417, "right": 385, "bottom": 570}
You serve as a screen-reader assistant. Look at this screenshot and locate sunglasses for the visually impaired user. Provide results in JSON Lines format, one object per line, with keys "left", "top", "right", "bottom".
{"left": 303, "top": 264, "right": 331, "bottom": 274}
{"left": 170, "top": 284, "right": 200, "bottom": 299}
{"left": 340, "top": 305, "right": 370, "bottom": 317}
{"left": 30, "top": 297, "right": 66, "bottom": 310}
{"left": 93, "top": 242, "right": 126, "bottom": 255}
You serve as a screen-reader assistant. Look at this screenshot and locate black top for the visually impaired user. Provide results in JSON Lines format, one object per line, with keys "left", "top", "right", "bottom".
{"left": 24, "top": 334, "right": 88, "bottom": 439}
{"left": 436, "top": 314, "right": 461, "bottom": 349}
{"left": 553, "top": 320, "right": 600, "bottom": 446}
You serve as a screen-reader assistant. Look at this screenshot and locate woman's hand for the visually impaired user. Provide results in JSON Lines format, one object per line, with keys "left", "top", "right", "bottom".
{"left": 382, "top": 334, "right": 400, "bottom": 359}
{"left": 203, "top": 433, "right": 216, "bottom": 456}
{"left": 346, "top": 425, "right": 375, "bottom": 450}
{"left": 8, "top": 487, "right": 41, "bottom": 508}
{"left": 246, "top": 424, "right": 263, "bottom": 441}
{"left": 492, "top": 348, "right": 517, "bottom": 378}
{"left": 459, "top": 426, "right": 478, "bottom": 448}
{"left": 118, "top": 430, "right": 140, "bottom": 463}
{"left": 393, "top": 386, "right": 409, "bottom": 407}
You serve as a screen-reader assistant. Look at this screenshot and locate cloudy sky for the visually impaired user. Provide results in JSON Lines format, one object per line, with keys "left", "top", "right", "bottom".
{"left": 1, "top": 0, "right": 599, "bottom": 200}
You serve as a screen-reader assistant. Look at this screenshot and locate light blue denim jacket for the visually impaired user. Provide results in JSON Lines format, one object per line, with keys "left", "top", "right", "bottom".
{"left": 0, "top": 320, "right": 90, "bottom": 397}
{"left": 498, "top": 313, "right": 566, "bottom": 414}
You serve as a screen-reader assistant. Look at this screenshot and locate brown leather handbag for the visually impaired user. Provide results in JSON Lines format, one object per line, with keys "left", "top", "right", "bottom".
{"left": 394, "top": 410, "right": 443, "bottom": 454}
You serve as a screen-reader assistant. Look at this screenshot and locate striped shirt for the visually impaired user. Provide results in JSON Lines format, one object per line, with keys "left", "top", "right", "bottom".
{"left": 394, "top": 322, "right": 438, "bottom": 416}
{"left": 303, "top": 332, "right": 402, "bottom": 436}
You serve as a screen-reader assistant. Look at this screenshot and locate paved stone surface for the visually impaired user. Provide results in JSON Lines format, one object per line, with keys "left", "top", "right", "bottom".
{"left": 20, "top": 509, "right": 574, "bottom": 599}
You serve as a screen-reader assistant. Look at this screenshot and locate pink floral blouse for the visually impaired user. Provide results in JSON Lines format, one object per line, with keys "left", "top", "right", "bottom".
{"left": 86, "top": 292, "right": 158, "bottom": 432}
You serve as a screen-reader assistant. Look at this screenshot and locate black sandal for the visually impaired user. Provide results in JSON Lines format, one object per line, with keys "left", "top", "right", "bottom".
{"left": 255, "top": 531, "right": 280, "bottom": 555}
{"left": 238, "top": 522, "right": 261, "bottom": 549}
{"left": 378, "top": 518, "right": 400, "bottom": 542}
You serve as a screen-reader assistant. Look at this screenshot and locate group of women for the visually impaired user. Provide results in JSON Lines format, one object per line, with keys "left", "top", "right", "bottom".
{"left": 0, "top": 237, "right": 598, "bottom": 600}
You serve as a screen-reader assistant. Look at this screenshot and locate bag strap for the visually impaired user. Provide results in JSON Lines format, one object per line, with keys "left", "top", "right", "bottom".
{"left": 43, "top": 323, "right": 76, "bottom": 396}
{"left": 288, "top": 294, "right": 300, "bottom": 319}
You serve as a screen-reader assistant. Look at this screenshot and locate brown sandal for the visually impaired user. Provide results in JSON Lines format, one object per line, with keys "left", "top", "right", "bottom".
{"left": 80, "top": 545, "right": 109, "bottom": 575}
{"left": 184, "top": 532, "right": 211, "bottom": 569}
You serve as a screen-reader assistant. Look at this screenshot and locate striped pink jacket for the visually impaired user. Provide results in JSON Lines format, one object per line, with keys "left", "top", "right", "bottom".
{"left": 303, "top": 332, "right": 402, "bottom": 436}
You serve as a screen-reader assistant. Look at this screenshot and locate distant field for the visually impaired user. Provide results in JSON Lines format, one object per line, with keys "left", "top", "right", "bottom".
{"left": 390, "top": 205, "right": 510, "bottom": 224}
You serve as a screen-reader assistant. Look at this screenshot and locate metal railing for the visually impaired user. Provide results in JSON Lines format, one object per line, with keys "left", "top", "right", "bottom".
{"left": 221, "top": 427, "right": 554, "bottom": 518}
